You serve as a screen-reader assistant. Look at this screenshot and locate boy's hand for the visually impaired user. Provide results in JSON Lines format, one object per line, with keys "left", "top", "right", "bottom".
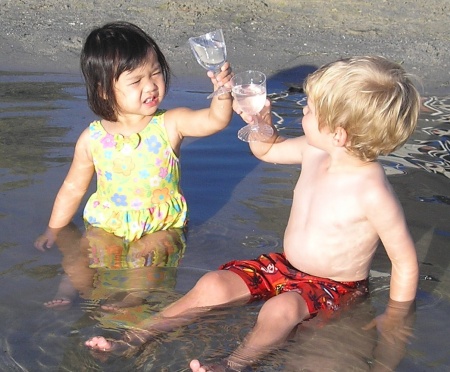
{"left": 363, "top": 299, "right": 415, "bottom": 344}
{"left": 364, "top": 300, "right": 416, "bottom": 370}
{"left": 233, "top": 98, "right": 272, "bottom": 126}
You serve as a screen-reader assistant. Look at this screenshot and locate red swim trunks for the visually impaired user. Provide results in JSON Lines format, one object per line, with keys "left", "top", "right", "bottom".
{"left": 219, "top": 252, "right": 369, "bottom": 319}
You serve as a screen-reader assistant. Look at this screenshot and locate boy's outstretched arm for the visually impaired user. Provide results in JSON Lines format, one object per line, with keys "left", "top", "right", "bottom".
{"left": 236, "top": 99, "right": 307, "bottom": 165}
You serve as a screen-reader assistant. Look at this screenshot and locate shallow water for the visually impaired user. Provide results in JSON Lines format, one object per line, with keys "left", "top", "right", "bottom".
{"left": 0, "top": 69, "right": 449, "bottom": 371}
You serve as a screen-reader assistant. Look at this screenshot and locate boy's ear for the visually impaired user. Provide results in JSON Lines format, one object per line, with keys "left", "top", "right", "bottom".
{"left": 332, "top": 126, "right": 348, "bottom": 147}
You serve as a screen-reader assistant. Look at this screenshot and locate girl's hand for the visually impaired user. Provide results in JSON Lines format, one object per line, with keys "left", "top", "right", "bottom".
{"left": 207, "top": 62, "right": 233, "bottom": 90}
{"left": 34, "top": 227, "right": 61, "bottom": 251}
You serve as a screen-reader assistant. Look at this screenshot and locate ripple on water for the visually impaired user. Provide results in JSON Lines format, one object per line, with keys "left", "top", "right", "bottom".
{"left": 1, "top": 76, "right": 449, "bottom": 371}
{"left": 241, "top": 234, "right": 283, "bottom": 250}
{"left": 271, "top": 92, "right": 450, "bottom": 180}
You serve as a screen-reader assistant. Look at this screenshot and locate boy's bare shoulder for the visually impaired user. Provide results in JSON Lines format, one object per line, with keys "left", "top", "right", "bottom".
{"left": 357, "top": 162, "right": 398, "bottom": 207}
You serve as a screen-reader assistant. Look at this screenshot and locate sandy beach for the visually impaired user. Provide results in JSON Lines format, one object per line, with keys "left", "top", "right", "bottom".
{"left": 1, "top": 1, "right": 450, "bottom": 371}
{"left": 1, "top": 0, "right": 449, "bottom": 95}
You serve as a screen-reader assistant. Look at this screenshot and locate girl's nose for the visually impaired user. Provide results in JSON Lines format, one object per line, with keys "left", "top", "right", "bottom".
{"left": 144, "top": 79, "right": 156, "bottom": 92}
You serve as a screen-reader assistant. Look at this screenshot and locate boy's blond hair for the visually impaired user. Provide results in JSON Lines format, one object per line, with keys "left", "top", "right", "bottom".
{"left": 304, "top": 56, "right": 421, "bottom": 161}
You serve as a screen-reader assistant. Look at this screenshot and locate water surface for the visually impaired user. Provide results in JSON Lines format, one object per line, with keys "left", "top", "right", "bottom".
{"left": 0, "top": 70, "right": 449, "bottom": 371}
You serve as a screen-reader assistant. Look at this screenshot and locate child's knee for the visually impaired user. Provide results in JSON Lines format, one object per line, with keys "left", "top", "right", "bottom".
{"left": 195, "top": 271, "right": 227, "bottom": 294}
{"left": 194, "top": 271, "right": 244, "bottom": 304}
{"left": 259, "top": 292, "right": 309, "bottom": 325}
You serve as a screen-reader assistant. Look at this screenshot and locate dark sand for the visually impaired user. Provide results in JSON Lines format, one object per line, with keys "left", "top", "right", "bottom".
{"left": 1, "top": 0, "right": 449, "bottom": 95}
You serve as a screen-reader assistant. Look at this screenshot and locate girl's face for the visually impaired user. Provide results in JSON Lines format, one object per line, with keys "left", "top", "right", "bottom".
{"left": 113, "top": 50, "right": 165, "bottom": 120}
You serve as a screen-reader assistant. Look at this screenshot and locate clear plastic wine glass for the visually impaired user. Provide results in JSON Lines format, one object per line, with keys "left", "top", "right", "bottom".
{"left": 231, "top": 70, "right": 274, "bottom": 142}
{"left": 189, "top": 29, "right": 229, "bottom": 99}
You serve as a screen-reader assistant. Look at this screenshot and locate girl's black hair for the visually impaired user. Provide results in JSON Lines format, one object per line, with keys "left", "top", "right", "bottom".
{"left": 80, "top": 21, "right": 171, "bottom": 121}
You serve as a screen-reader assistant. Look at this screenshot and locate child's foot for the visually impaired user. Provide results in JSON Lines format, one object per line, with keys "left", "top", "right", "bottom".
{"left": 85, "top": 336, "right": 114, "bottom": 352}
{"left": 44, "top": 274, "right": 77, "bottom": 311}
{"left": 190, "top": 360, "right": 216, "bottom": 372}
{"left": 84, "top": 336, "right": 139, "bottom": 362}
{"left": 44, "top": 298, "right": 73, "bottom": 311}
{"left": 84, "top": 336, "right": 133, "bottom": 353}
{"left": 84, "top": 336, "right": 138, "bottom": 363}
{"left": 85, "top": 329, "right": 152, "bottom": 356}
{"left": 189, "top": 359, "right": 244, "bottom": 372}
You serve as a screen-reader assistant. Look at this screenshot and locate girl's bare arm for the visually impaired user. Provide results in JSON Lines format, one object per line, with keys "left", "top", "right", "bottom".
{"left": 166, "top": 62, "right": 234, "bottom": 141}
{"left": 35, "top": 129, "right": 94, "bottom": 250}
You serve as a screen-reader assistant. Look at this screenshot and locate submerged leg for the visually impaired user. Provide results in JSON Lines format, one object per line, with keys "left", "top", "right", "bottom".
{"left": 190, "top": 291, "right": 310, "bottom": 371}
{"left": 45, "top": 223, "right": 86, "bottom": 310}
{"left": 189, "top": 359, "right": 241, "bottom": 372}
{"left": 85, "top": 270, "right": 251, "bottom": 351}
{"left": 128, "top": 228, "right": 186, "bottom": 267}
{"left": 100, "top": 290, "right": 149, "bottom": 312}
{"left": 44, "top": 274, "right": 78, "bottom": 310}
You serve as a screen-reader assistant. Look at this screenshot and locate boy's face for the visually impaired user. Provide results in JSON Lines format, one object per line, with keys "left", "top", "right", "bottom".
{"left": 302, "top": 99, "right": 330, "bottom": 149}
{"left": 113, "top": 50, "right": 165, "bottom": 119}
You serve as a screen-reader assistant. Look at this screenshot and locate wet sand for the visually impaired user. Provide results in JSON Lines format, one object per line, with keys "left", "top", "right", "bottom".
{"left": 1, "top": 0, "right": 449, "bottom": 95}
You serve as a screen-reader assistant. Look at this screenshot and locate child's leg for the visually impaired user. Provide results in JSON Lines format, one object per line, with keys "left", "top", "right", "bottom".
{"left": 101, "top": 229, "right": 186, "bottom": 312}
{"left": 190, "top": 291, "right": 310, "bottom": 371}
{"left": 85, "top": 269, "right": 251, "bottom": 351}
{"left": 63, "top": 234, "right": 97, "bottom": 299}
{"left": 44, "top": 274, "right": 77, "bottom": 310}
{"left": 161, "top": 269, "right": 251, "bottom": 317}
{"left": 45, "top": 223, "right": 92, "bottom": 309}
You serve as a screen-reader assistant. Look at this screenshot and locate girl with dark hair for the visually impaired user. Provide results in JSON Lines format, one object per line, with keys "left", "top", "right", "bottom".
{"left": 35, "top": 21, "right": 233, "bottom": 268}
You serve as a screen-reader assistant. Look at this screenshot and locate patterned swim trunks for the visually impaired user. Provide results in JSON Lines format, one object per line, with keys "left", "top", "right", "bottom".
{"left": 219, "top": 252, "right": 369, "bottom": 319}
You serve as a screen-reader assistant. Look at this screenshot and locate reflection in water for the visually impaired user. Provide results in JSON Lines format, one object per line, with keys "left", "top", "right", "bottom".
{"left": 383, "top": 96, "right": 450, "bottom": 180}
{"left": 0, "top": 77, "right": 84, "bottom": 192}
{"left": 0, "top": 74, "right": 449, "bottom": 370}
{"left": 47, "top": 222, "right": 185, "bottom": 312}
{"left": 271, "top": 91, "right": 450, "bottom": 181}
{"left": 32, "top": 224, "right": 186, "bottom": 371}
{"left": 0, "top": 115, "right": 73, "bottom": 178}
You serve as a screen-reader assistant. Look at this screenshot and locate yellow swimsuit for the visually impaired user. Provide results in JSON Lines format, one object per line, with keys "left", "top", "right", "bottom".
{"left": 83, "top": 110, "right": 188, "bottom": 242}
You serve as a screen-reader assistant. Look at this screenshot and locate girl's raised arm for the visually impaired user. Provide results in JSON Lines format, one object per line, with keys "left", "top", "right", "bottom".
{"left": 166, "top": 62, "right": 234, "bottom": 141}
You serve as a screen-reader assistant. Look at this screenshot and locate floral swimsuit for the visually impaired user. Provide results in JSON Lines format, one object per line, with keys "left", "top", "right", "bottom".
{"left": 83, "top": 110, "right": 188, "bottom": 242}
